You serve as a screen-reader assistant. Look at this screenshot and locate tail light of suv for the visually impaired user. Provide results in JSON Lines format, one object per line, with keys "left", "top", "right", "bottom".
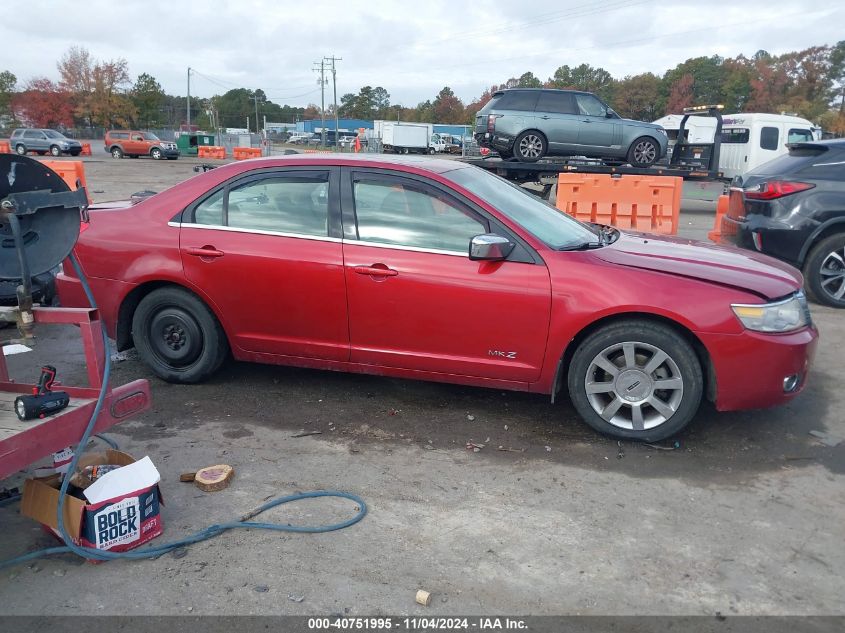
{"left": 486, "top": 114, "right": 498, "bottom": 133}
{"left": 743, "top": 181, "right": 815, "bottom": 200}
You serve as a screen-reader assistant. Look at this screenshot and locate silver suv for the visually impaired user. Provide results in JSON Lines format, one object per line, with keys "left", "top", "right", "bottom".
{"left": 474, "top": 89, "right": 667, "bottom": 165}
{"left": 9, "top": 128, "right": 83, "bottom": 157}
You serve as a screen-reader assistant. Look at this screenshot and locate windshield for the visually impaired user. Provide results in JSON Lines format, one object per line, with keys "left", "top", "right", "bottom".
{"left": 446, "top": 166, "right": 599, "bottom": 250}
{"left": 142, "top": 132, "right": 161, "bottom": 141}
{"left": 44, "top": 130, "right": 66, "bottom": 139}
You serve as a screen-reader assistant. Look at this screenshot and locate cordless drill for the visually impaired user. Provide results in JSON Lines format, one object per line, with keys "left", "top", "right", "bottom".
{"left": 14, "top": 365, "right": 70, "bottom": 421}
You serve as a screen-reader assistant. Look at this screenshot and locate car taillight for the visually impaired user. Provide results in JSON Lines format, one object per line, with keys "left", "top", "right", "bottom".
{"left": 487, "top": 114, "right": 497, "bottom": 133}
{"left": 744, "top": 181, "right": 815, "bottom": 200}
{"left": 79, "top": 221, "right": 90, "bottom": 233}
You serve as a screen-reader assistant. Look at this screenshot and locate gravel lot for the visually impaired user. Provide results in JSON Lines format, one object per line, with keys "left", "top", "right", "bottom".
{"left": 0, "top": 152, "right": 842, "bottom": 617}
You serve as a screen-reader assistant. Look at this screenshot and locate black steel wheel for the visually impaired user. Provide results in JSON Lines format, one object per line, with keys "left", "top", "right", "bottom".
{"left": 132, "top": 287, "right": 228, "bottom": 383}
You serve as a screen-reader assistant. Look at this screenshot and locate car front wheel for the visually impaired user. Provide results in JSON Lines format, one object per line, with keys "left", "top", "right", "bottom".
{"left": 132, "top": 287, "right": 229, "bottom": 383}
{"left": 567, "top": 320, "right": 703, "bottom": 441}
{"left": 150, "top": 147, "right": 162, "bottom": 160}
{"left": 805, "top": 233, "right": 845, "bottom": 308}
{"left": 111, "top": 146, "right": 124, "bottom": 159}
{"left": 49, "top": 145, "right": 61, "bottom": 157}
{"left": 627, "top": 137, "right": 659, "bottom": 167}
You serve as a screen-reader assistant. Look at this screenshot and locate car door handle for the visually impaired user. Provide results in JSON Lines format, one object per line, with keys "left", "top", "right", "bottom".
{"left": 186, "top": 246, "right": 225, "bottom": 258}
{"left": 352, "top": 265, "right": 398, "bottom": 277}
{"left": 581, "top": 119, "right": 593, "bottom": 123}
{"left": 539, "top": 115, "right": 550, "bottom": 120}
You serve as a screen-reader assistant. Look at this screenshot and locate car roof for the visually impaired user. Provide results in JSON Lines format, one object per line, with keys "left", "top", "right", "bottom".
{"left": 225, "top": 153, "right": 471, "bottom": 175}
{"left": 493, "top": 87, "right": 593, "bottom": 96}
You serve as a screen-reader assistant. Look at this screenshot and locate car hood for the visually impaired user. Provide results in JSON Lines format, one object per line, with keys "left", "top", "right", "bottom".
{"left": 593, "top": 231, "right": 802, "bottom": 300}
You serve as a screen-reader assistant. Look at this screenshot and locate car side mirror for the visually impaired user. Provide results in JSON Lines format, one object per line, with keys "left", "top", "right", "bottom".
{"left": 605, "top": 110, "right": 614, "bottom": 118}
{"left": 469, "top": 234, "right": 515, "bottom": 261}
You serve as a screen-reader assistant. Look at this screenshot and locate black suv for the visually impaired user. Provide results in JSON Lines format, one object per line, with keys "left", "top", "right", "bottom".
{"left": 721, "top": 139, "right": 845, "bottom": 307}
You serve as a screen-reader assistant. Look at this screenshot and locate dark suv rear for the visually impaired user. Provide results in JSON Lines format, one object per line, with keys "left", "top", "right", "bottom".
{"left": 474, "top": 88, "right": 667, "bottom": 165}
{"left": 721, "top": 139, "right": 845, "bottom": 307}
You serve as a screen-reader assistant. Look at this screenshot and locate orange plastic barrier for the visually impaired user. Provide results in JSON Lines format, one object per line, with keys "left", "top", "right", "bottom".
{"left": 555, "top": 174, "right": 683, "bottom": 234}
{"left": 232, "top": 147, "right": 262, "bottom": 160}
{"left": 707, "top": 194, "right": 729, "bottom": 243}
{"left": 80, "top": 142, "right": 92, "bottom": 156}
{"left": 39, "top": 160, "right": 92, "bottom": 203}
{"left": 0, "top": 141, "right": 10, "bottom": 154}
{"left": 198, "top": 145, "right": 226, "bottom": 159}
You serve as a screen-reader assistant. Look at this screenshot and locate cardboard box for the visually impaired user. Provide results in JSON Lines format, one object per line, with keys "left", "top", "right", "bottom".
{"left": 21, "top": 449, "right": 163, "bottom": 552}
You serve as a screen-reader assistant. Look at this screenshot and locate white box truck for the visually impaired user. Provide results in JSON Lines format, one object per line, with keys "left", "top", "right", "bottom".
{"left": 382, "top": 122, "right": 433, "bottom": 154}
{"left": 719, "top": 113, "right": 816, "bottom": 179}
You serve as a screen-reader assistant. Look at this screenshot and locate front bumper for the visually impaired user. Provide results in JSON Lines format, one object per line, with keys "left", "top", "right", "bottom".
{"left": 161, "top": 148, "right": 181, "bottom": 158}
{"left": 700, "top": 326, "right": 818, "bottom": 411}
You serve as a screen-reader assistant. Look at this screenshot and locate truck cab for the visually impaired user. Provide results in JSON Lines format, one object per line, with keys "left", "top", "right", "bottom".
{"left": 719, "top": 114, "right": 815, "bottom": 180}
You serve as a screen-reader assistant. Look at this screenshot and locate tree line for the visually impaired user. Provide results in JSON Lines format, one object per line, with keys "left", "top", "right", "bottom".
{"left": 1, "top": 43, "right": 843, "bottom": 135}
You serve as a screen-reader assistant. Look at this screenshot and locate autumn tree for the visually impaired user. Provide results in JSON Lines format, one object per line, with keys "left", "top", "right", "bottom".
{"left": 465, "top": 85, "right": 499, "bottom": 122}
{"left": 613, "top": 73, "right": 661, "bottom": 121}
{"left": 665, "top": 73, "right": 694, "bottom": 113}
{"left": 89, "top": 58, "right": 135, "bottom": 127}
{"left": 339, "top": 86, "right": 390, "bottom": 119}
{"left": 57, "top": 46, "right": 94, "bottom": 125}
{"left": 432, "top": 87, "right": 465, "bottom": 123}
{"left": 830, "top": 40, "right": 845, "bottom": 113}
{"left": 11, "top": 78, "right": 73, "bottom": 128}
{"left": 662, "top": 56, "right": 725, "bottom": 108}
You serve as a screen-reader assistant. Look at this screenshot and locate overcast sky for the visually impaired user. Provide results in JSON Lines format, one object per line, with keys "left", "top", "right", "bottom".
{"left": 2, "top": 0, "right": 842, "bottom": 107}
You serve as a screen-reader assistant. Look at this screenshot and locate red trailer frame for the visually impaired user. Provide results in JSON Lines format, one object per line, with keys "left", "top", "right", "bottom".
{"left": 0, "top": 306, "right": 151, "bottom": 480}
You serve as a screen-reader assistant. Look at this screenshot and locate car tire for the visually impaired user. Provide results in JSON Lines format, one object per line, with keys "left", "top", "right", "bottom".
{"left": 150, "top": 147, "right": 163, "bottom": 160}
{"left": 428, "top": 147, "right": 435, "bottom": 155}
{"left": 132, "top": 286, "right": 229, "bottom": 383}
{"left": 567, "top": 320, "right": 703, "bottom": 442}
{"left": 514, "top": 131, "right": 547, "bottom": 162}
{"left": 627, "top": 137, "right": 660, "bottom": 168}
{"left": 49, "top": 145, "right": 61, "bottom": 157}
{"left": 111, "top": 146, "right": 124, "bottom": 159}
{"left": 804, "top": 233, "right": 845, "bottom": 308}
{"left": 15, "top": 144, "right": 26, "bottom": 155}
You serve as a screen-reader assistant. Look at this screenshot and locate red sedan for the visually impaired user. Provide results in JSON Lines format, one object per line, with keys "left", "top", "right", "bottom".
{"left": 57, "top": 155, "right": 818, "bottom": 441}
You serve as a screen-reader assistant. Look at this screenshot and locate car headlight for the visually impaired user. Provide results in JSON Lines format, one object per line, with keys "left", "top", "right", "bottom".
{"left": 731, "top": 292, "right": 810, "bottom": 333}
{"left": 59, "top": 141, "right": 70, "bottom": 147}
{"left": 656, "top": 127, "right": 667, "bottom": 136}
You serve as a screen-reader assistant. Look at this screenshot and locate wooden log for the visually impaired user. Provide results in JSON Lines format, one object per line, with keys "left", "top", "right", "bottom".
{"left": 194, "top": 464, "right": 234, "bottom": 492}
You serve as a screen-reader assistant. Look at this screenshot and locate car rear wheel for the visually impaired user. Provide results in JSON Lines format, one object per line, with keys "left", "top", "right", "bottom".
{"left": 15, "top": 144, "right": 26, "bottom": 155}
{"left": 132, "top": 287, "right": 229, "bottom": 383}
{"left": 805, "top": 233, "right": 845, "bottom": 308}
{"left": 111, "top": 146, "right": 124, "bottom": 159}
{"left": 567, "top": 320, "right": 702, "bottom": 441}
{"left": 514, "top": 131, "right": 547, "bottom": 162}
{"left": 627, "top": 137, "right": 659, "bottom": 167}
{"left": 150, "top": 147, "right": 162, "bottom": 160}
{"left": 49, "top": 145, "right": 61, "bottom": 157}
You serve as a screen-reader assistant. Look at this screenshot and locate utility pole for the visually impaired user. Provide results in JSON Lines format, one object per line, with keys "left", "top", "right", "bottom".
{"left": 186, "top": 67, "right": 191, "bottom": 130}
{"left": 325, "top": 56, "right": 342, "bottom": 142}
{"left": 313, "top": 60, "right": 327, "bottom": 146}
{"left": 249, "top": 93, "right": 263, "bottom": 135}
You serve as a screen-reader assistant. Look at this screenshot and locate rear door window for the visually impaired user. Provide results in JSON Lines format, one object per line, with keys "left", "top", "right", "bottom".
{"left": 536, "top": 92, "right": 576, "bottom": 114}
{"left": 23, "top": 130, "right": 40, "bottom": 139}
{"left": 721, "top": 128, "right": 749, "bottom": 143}
{"left": 493, "top": 91, "right": 540, "bottom": 112}
{"left": 797, "top": 150, "right": 845, "bottom": 180}
{"left": 760, "top": 126, "right": 779, "bottom": 150}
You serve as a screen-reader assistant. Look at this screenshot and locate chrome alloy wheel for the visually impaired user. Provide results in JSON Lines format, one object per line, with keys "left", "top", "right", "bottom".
{"left": 632, "top": 140, "right": 657, "bottom": 165}
{"left": 518, "top": 134, "right": 544, "bottom": 159}
{"left": 819, "top": 247, "right": 845, "bottom": 301}
{"left": 584, "top": 341, "right": 684, "bottom": 431}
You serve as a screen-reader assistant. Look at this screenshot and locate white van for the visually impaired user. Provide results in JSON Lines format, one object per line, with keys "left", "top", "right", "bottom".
{"left": 718, "top": 113, "right": 815, "bottom": 179}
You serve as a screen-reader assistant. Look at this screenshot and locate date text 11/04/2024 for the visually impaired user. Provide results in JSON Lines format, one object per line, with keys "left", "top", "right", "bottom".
{"left": 307, "top": 617, "right": 528, "bottom": 630}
